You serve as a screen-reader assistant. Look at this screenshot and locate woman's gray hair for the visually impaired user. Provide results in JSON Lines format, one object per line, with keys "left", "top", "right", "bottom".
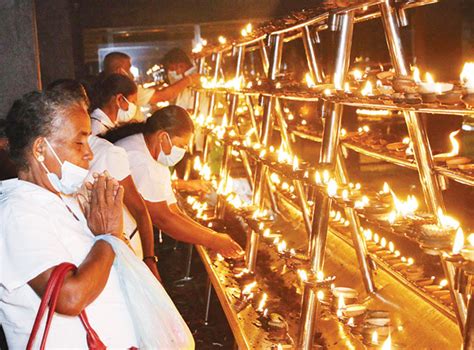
{"left": 4, "top": 90, "right": 83, "bottom": 170}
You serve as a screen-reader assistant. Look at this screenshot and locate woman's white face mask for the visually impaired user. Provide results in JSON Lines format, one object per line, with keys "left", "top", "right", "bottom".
{"left": 38, "top": 138, "right": 89, "bottom": 195}
{"left": 117, "top": 96, "right": 137, "bottom": 124}
{"left": 157, "top": 133, "right": 186, "bottom": 167}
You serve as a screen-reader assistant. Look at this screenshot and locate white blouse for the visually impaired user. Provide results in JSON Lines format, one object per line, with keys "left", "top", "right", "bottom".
{"left": 91, "top": 108, "right": 115, "bottom": 136}
{"left": 115, "top": 134, "right": 177, "bottom": 258}
{"left": 0, "top": 179, "right": 138, "bottom": 349}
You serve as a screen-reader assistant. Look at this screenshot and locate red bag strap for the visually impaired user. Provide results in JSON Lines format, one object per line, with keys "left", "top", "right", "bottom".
{"left": 27, "top": 263, "right": 106, "bottom": 350}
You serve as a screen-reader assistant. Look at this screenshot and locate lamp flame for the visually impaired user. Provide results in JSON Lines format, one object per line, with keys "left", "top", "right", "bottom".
{"left": 305, "top": 73, "right": 316, "bottom": 88}
{"left": 381, "top": 334, "right": 391, "bottom": 350}
{"left": 438, "top": 208, "right": 460, "bottom": 229}
{"left": 361, "top": 81, "right": 373, "bottom": 96}
{"left": 452, "top": 227, "right": 465, "bottom": 254}
{"left": 413, "top": 66, "right": 421, "bottom": 84}
{"left": 372, "top": 331, "right": 379, "bottom": 345}
{"left": 351, "top": 69, "right": 363, "bottom": 81}
{"left": 257, "top": 293, "right": 267, "bottom": 312}
{"left": 425, "top": 72, "right": 434, "bottom": 84}
{"left": 327, "top": 179, "right": 338, "bottom": 197}
{"left": 316, "top": 271, "right": 324, "bottom": 281}
{"left": 461, "top": 62, "right": 474, "bottom": 87}
{"left": 391, "top": 190, "right": 419, "bottom": 218}
{"left": 468, "top": 234, "right": 474, "bottom": 247}
{"left": 242, "top": 281, "right": 257, "bottom": 296}
{"left": 292, "top": 156, "right": 299, "bottom": 171}
{"left": 298, "top": 269, "right": 308, "bottom": 282}
{"left": 434, "top": 130, "right": 460, "bottom": 159}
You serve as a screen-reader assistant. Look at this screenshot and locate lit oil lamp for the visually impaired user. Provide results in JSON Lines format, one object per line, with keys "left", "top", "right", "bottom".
{"left": 461, "top": 62, "right": 474, "bottom": 94}
{"left": 417, "top": 72, "right": 453, "bottom": 102}
{"left": 360, "top": 80, "right": 374, "bottom": 97}
{"left": 433, "top": 130, "right": 466, "bottom": 166}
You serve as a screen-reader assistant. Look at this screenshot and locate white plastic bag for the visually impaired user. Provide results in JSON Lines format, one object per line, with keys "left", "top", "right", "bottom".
{"left": 97, "top": 235, "right": 195, "bottom": 350}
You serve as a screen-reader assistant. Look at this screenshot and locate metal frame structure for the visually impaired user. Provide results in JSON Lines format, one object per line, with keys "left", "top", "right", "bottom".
{"left": 189, "top": 0, "right": 474, "bottom": 347}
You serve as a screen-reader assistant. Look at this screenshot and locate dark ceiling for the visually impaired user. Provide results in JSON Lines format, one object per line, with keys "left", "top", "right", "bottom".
{"left": 74, "top": 0, "right": 323, "bottom": 29}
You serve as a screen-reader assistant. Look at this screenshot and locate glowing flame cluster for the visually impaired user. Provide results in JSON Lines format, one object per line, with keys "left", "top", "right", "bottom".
{"left": 193, "top": 156, "right": 212, "bottom": 181}
{"left": 241, "top": 23, "right": 253, "bottom": 37}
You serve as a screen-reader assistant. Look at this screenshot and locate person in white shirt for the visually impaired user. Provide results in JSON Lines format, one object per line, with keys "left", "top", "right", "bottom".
{"left": 162, "top": 48, "right": 196, "bottom": 111}
{"left": 47, "top": 78, "right": 160, "bottom": 279}
{"left": 106, "top": 106, "right": 243, "bottom": 259}
{"left": 90, "top": 73, "right": 138, "bottom": 136}
{"left": 101, "top": 51, "right": 200, "bottom": 108}
{"left": 0, "top": 90, "right": 141, "bottom": 348}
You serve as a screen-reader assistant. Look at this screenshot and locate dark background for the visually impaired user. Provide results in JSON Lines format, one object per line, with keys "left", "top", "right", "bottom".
{"left": 1, "top": 0, "right": 474, "bottom": 118}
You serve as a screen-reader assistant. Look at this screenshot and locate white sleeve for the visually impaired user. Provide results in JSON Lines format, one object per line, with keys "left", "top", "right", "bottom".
{"left": 94, "top": 147, "right": 131, "bottom": 182}
{"left": 137, "top": 86, "right": 155, "bottom": 106}
{"left": 0, "top": 207, "right": 72, "bottom": 291}
{"left": 91, "top": 119, "right": 107, "bottom": 136}
{"left": 132, "top": 164, "right": 169, "bottom": 202}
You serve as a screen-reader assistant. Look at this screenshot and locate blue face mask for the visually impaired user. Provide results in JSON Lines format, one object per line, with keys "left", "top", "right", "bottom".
{"left": 38, "top": 138, "right": 89, "bottom": 195}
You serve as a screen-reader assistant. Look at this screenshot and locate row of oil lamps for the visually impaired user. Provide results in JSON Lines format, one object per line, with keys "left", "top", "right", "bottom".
{"left": 185, "top": 193, "right": 393, "bottom": 349}
{"left": 197, "top": 55, "right": 474, "bottom": 108}
{"left": 192, "top": 124, "right": 474, "bottom": 293}
{"left": 197, "top": 115, "right": 474, "bottom": 254}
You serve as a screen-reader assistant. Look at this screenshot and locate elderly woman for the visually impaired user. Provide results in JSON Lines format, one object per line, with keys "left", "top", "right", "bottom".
{"left": 0, "top": 91, "right": 192, "bottom": 349}
{"left": 47, "top": 78, "right": 160, "bottom": 278}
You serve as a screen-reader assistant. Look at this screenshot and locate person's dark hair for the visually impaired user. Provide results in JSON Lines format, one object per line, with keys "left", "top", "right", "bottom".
{"left": 162, "top": 48, "right": 192, "bottom": 69}
{"left": 102, "top": 105, "right": 194, "bottom": 143}
{"left": 91, "top": 73, "right": 137, "bottom": 110}
{"left": 4, "top": 90, "right": 82, "bottom": 170}
{"left": 103, "top": 51, "right": 131, "bottom": 74}
{"left": 46, "top": 78, "right": 90, "bottom": 108}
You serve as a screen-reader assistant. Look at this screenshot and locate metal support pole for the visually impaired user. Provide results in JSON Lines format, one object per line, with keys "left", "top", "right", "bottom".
{"left": 302, "top": 25, "right": 324, "bottom": 84}
{"left": 245, "top": 95, "right": 279, "bottom": 214}
{"left": 260, "top": 38, "right": 312, "bottom": 237}
{"left": 192, "top": 57, "right": 206, "bottom": 116}
{"left": 203, "top": 52, "right": 222, "bottom": 161}
{"left": 298, "top": 12, "right": 354, "bottom": 350}
{"left": 464, "top": 294, "right": 474, "bottom": 350}
{"left": 216, "top": 46, "right": 246, "bottom": 219}
{"left": 246, "top": 34, "right": 283, "bottom": 273}
{"left": 246, "top": 229, "right": 260, "bottom": 273}
{"left": 441, "top": 257, "right": 467, "bottom": 332}
{"left": 252, "top": 34, "right": 283, "bottom": 209}
{"left": 336, "top": 150, "right": 376, "bottom": 293}
{"left": 259, "top": 39, "right": 270, "bottom": 75}
{"left": 379, "top": 0, "right": 445, "bottom": 219}
{"left": 297, "top": 283, "right": 320, "bottom": 349}
{"left": 403, "top": 111, "right": 446, "bottom": 217}
{"left": 204, "top": 278, "right": 213, "bottom": 325}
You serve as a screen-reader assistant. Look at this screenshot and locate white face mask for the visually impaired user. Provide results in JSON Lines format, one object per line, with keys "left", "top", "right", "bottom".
{"left": 39, "top": 138, "right": 89, "bottom": 195}
{"left": 117, "top": 96, "right": 137, "bottom": 124}
{"left": 157, "top": 133, "right": 186, "bottom": 167}
{"left": 168, "top": 70, "right": 183, "bottom": 84}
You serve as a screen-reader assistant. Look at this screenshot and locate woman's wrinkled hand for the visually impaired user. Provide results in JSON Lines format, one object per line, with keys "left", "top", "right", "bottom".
{"left": 84, "top": 172, "right": 124, "bottom": 238}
